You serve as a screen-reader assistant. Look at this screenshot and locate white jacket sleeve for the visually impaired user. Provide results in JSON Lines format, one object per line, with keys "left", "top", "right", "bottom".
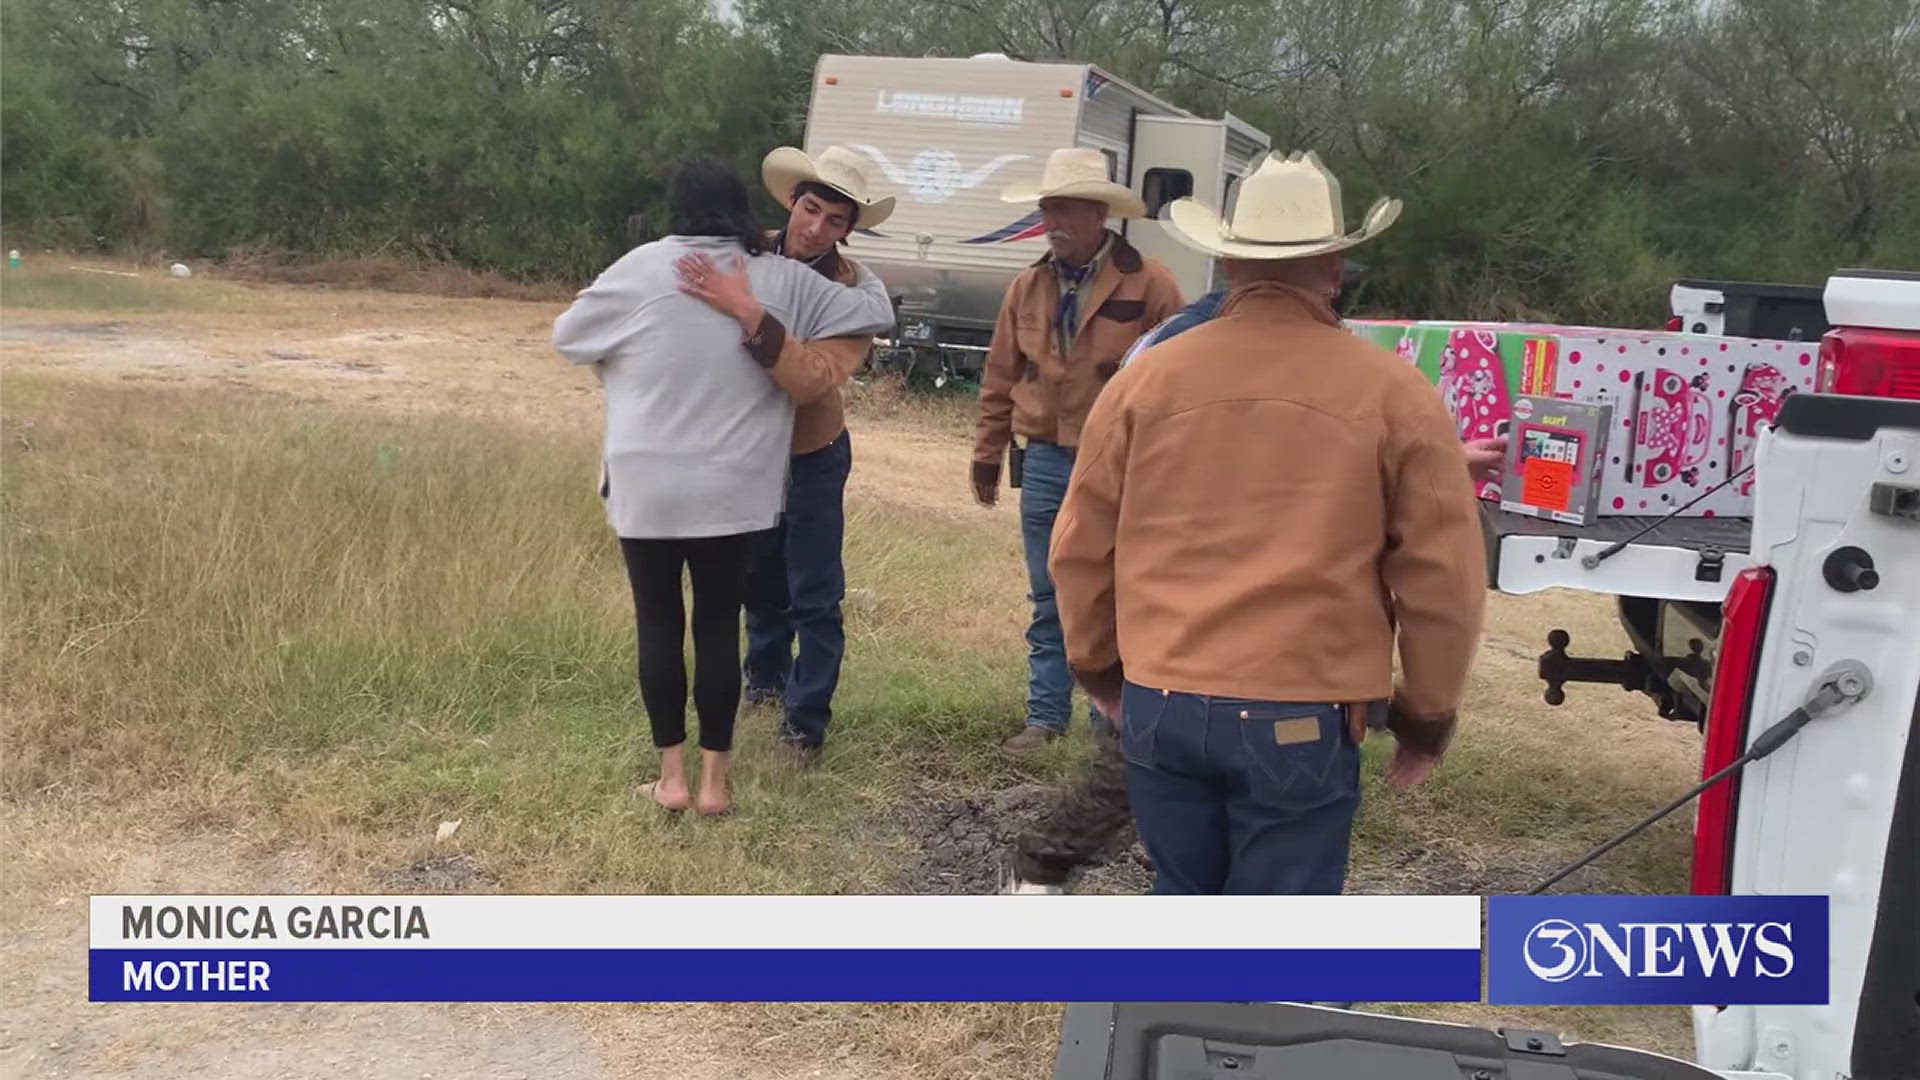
{"left": 552, "top": 268, "right": 641, "bottom": 366}
{"left": 775, "top": 257, "right": 895, "bottom": 341}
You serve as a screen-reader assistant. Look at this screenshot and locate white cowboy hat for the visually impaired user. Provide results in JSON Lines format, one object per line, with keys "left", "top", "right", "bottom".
{"left": 1165, "top": 150, "right": 1400, "bottom": 260}
{"left": 762, "top": 146, "right": 897, "bottom": 230}
{"left": 1000, "top": 147, "right": 1147, "bottom": 219}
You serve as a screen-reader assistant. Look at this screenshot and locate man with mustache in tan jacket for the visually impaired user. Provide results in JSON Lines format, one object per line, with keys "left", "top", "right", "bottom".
{"left": 971, "top": 148, "right": 1185, "bottom": 752}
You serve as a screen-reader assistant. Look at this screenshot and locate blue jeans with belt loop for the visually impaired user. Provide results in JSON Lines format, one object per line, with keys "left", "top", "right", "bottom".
{"left": 743, "top": 431, "right": 852, "bottom": 747}
{"left": 1018, "top": 440, "right": 1104, "bottom": 733}
{"left": 1118, "top": 681, "right": 1363, "bottom": 894}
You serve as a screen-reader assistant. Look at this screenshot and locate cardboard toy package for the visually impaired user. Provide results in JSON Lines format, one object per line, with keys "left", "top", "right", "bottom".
{"left": 1343, "top": 320, "right": 1817, "bottom": 517}
{"left": 1543, "top": 333, "right": 1816, "bottom": 517}
{"left": 1344, "top": 321, "right": 1563, "bottom": 501}
{"left": 1499, "top": 396, "right": 1613, "bottom": 525}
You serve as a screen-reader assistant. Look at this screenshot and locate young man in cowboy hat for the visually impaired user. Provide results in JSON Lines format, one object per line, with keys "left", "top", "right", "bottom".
{"left": 1047, "top": 151, "right": 1488, "bottom": 895}
{"left": 676, "top": 146, "right": 897, "bottom": 766}
{"left": 971, "top": 146, "right": 1185, "bottom": 753}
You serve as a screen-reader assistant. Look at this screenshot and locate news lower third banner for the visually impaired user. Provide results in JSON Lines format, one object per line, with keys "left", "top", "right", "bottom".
{"left": 91, "top": 895, "right": 1482, "bottom": 1003}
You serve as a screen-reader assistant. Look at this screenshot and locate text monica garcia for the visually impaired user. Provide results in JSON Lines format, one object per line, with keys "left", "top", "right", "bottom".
{"left": 120, "top": 904, "right": 430, "bottom": 941}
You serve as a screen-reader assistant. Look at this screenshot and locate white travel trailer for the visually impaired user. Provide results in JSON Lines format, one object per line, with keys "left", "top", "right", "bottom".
{"left": 799, "top": 52, "right": 1271, "bottom": 380}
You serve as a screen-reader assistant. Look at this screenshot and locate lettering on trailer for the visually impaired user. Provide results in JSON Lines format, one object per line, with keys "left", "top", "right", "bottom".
{"left": 1487, "top": 895, "right": 1828, "bottom": 1005}
{"left": 874, "top": 92, "right": 1024, "bottom": 126}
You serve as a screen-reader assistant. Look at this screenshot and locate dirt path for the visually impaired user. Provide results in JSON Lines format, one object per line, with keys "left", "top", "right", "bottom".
{"left": 0, "top": 286, "right": 980, "bottom": 521}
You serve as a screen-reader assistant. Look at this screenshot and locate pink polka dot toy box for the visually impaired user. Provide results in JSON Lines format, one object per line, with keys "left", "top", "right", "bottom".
{"left": 1343, "top": 320, "right": 1818, "bottom": 517}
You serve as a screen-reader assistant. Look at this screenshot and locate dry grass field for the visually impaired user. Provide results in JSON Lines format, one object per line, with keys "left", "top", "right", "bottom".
{"left": 2, "top": 258, "right": 1708, "bottom": 1077}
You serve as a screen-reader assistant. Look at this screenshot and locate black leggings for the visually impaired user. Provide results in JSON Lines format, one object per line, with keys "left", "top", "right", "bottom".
{"left": 619, "top": 534, "right": 758, "bottom": 752}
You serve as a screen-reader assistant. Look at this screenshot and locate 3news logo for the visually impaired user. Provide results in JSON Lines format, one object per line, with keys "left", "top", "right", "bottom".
{"left": 1487, "top": 895, "right": 1829, "bottom": 1005}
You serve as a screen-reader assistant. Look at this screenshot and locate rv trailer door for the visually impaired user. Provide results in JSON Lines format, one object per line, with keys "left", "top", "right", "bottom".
{"left": 1128, "top": 115, "right": 1227, "bottom": 301}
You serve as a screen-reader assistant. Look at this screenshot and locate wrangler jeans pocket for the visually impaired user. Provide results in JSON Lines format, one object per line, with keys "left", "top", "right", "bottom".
{"left": 1119, "top": 683, "right": 1168, "bottom": 769}
{"left": 1225, "top": 702, "right": 1355, "bottom": 813}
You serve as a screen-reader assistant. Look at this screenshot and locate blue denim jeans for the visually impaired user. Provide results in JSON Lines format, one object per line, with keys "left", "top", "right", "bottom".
{"left": 743, "top": 431, "right": 852, "bottom": 747}
{"left": 1018, "top": 440, "right": 1101, "bottom": 734}
{"left": 1119, "top": 682, "right": 1362, "bottom": 894}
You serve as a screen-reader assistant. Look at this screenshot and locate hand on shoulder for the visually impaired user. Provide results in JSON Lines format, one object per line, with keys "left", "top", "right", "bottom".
{"left": 675, "top": 252, "right": 763, "bottom": 335}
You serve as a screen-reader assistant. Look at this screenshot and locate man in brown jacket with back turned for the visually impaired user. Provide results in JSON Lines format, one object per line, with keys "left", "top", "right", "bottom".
{"left": 1048, "top": 151, "right": 1487, "bottom": 895}
{"left": 972, "top": 147, "right": 1184, "bottom": 752}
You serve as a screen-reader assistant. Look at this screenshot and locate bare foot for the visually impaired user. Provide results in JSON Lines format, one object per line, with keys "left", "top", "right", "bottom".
{"left": 637, "top": 779, "right": 692, "bottom": 812}
{"left": 696, "top": 748, "right": 732, "bottom": 816}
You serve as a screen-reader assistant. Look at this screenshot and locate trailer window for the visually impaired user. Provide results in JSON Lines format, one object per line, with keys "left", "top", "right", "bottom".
{"left": 1143, "top": 168, "right": 1194, "bottom": 219}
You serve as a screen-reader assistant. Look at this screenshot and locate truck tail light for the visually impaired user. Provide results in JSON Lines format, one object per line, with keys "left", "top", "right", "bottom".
{"left": 1692, "top": 565, "right": 1775, "bottom": 895}
{"left": 1818, "top": 327, "right": 1920, "bottom": 399}
{"left": 1666, "top": 316, "right": 1684, "bottom": 332}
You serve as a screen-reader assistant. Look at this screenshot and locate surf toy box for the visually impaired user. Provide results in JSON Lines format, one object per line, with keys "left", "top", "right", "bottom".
{"left": 1499, "top": 396, "right": 1612, "bottom": 526}
{"left": 1343, "top": 320, "right": 1817, "bottom": 517}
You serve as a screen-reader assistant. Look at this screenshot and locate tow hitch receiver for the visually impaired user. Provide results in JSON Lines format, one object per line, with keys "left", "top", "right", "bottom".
{"left": 1538, "top": 629, "right": 1658, "bottom": 708}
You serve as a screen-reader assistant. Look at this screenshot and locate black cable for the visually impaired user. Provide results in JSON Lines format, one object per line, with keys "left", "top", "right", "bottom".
{"left": 1583, "top": 462, "right": 1755, "bottom": 569}
{"left": 1527, "top": 697, "right": 1826, "bottom": 895}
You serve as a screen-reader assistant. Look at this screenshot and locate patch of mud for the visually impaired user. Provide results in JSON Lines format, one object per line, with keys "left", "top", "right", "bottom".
{"left": 382, "top": 852, "right": 493, "bottom": 892}
{"left": 894, "top": 782, "right": 1149, "bottom": 895}
{"left": 896, "top": 783, "right": 1612, "bottom": 896}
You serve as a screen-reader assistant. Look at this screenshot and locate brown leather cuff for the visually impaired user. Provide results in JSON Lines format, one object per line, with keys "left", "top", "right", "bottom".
{"left": 971, "top": 460, "right": 1001, "bottom": 492}
{"left": 744, "top": 313, "right": 787, "bottom": 368}
{"left": 1385, "top": 694, "right": 1457, "bottom": 757}
{"left": 1073, "top": 662, "right": 1125, "bottom": 703}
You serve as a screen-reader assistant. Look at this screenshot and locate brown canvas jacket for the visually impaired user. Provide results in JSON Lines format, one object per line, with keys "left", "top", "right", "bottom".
{"left": 1047, "top": 281, "right": 1488, "bottom": 750}
{"left": 971, "top": 232, "right": 1183, "bottom": 492}
{"left": 759, "top": 231, "right": 874, "bottom": 454}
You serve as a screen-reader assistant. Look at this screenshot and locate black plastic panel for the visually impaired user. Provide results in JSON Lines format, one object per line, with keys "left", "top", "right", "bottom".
{"left": 1777, "top": 393, "right": 1920, "bottom": 442}
{"left": 1053, "top": 1003, "right": 1722, "bottom": 1080}
{"left": 1851, "top": 693, "right": 1920, "bottom": 1079}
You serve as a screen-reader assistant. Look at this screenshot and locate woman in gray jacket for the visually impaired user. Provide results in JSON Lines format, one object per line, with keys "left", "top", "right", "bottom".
{"left": 553, "top": 159, "right": 893, "bottom": 816}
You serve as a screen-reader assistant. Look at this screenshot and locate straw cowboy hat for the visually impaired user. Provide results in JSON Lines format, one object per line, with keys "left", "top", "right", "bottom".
{"left": 1166, "top": 150, "right": 1400, "bottom": 260}
{"left": 1000, "top": 147, "right": 1147, "bottom": 219}
{"left": 762, "top": 146, "right": 897, "bottom": 230}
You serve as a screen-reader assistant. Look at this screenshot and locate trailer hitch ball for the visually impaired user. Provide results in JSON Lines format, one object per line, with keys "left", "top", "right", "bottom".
{"left": 1541, "top": 630, "right": 1573, "bottom": 705}
{"left": 1539, "top": 629, "right": 1651, "bottom": 709}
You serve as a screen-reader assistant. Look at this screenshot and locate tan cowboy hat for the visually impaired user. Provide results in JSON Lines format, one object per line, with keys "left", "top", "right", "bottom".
{"left": 1000, "top": 147, "right": 1147, "bottom": 219}
{"left": 762, "top": 146, "right": 897, "bottom": 229}
{"left": 1166, "top": 150, "right": 1400, "bottom": 260}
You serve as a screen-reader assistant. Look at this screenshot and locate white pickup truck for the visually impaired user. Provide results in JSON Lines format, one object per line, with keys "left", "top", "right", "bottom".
{"left": 1051, "top": 269, "right": 1920, "bottom": 1079}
